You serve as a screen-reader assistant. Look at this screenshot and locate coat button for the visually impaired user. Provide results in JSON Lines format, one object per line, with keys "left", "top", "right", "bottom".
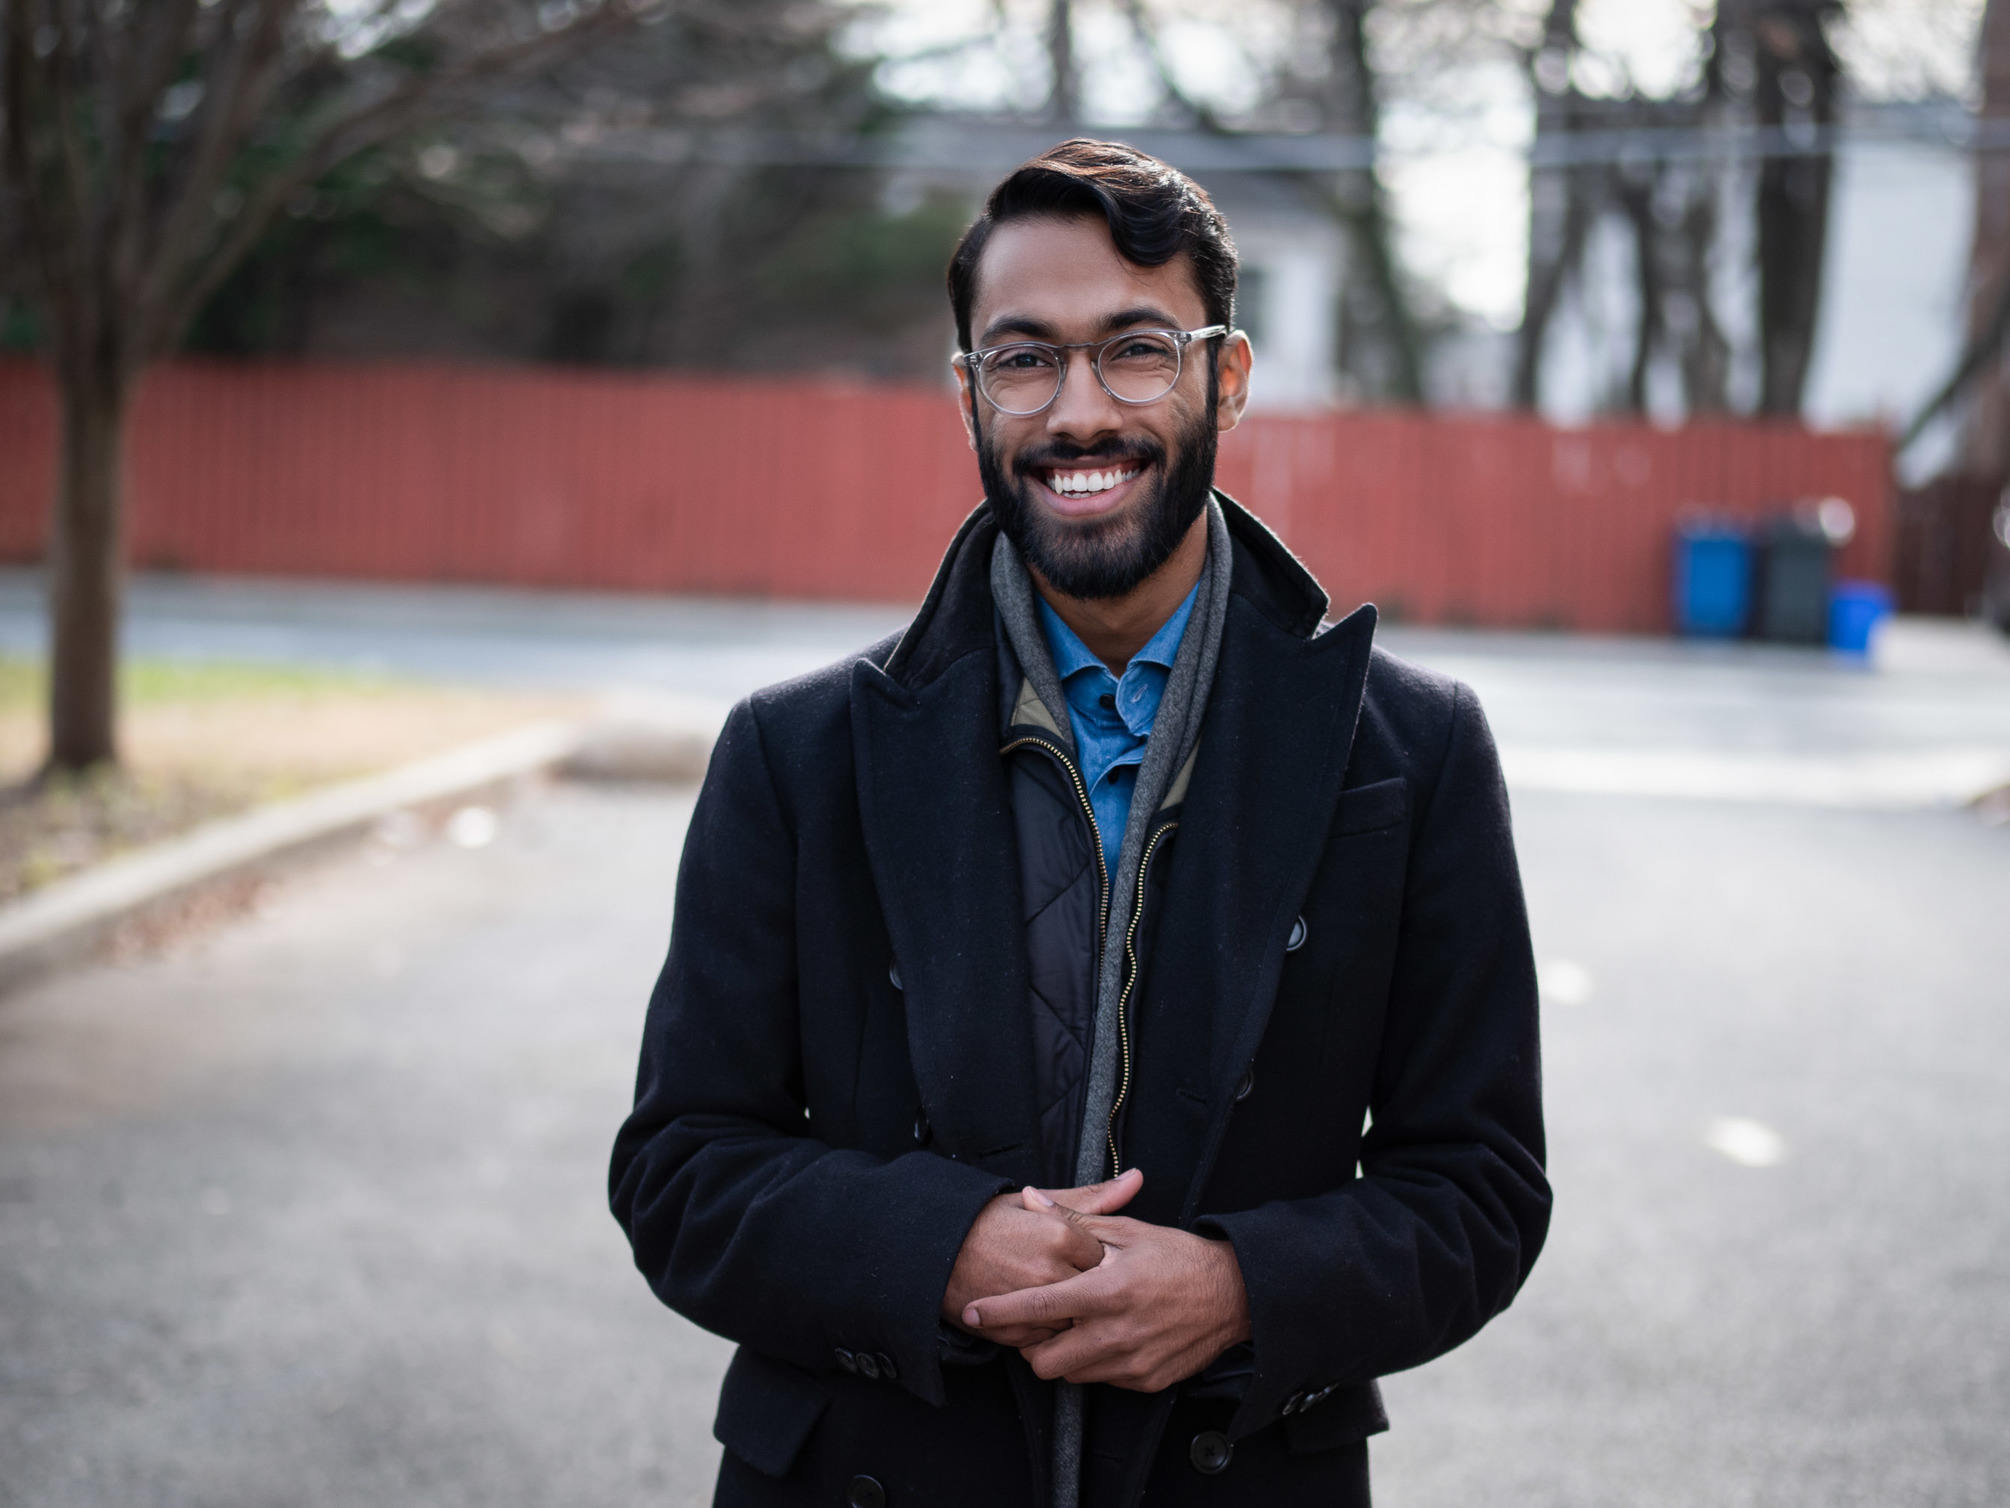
{"left": 834, "top": 1347, "right": 857, "bottom": 1373}
{"left": 876, "top": 1352, "right": 898, "bottom": 1380}
{"left": 1286, "top": 914, "right": 1307, "bottom": 952}
{"left": 845, "top": 1475, "right": 887, "bottom": 1508}
{"left": 913, "top": 1112, "right": 931, "bottom": 1146}
{"left": 888, "top": 962, "right": 902, "bottom": 991}
{"left": 856, "top": 1352, "right": 881, "bottom": 1380}
{"left": 1234, "top": 1068, "right": 1254, "bottom": 1103}
{"left": 1188, "top": 1430, "right": 1233, "bottom": 1474}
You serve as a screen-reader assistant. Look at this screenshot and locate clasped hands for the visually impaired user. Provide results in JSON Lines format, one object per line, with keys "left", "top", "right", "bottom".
{"left": 940, "top": 1167, "right": 1251, "bottom": 1393}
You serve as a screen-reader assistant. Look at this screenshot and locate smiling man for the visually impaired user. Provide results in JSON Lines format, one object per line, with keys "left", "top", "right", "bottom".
{"left": 611, "top": 140, "right": 1550, "bottom": 1508}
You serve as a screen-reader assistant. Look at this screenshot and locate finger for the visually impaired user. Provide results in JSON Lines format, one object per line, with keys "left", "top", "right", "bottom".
{"left": 1039, "top": 1167, "right": 1144, "bottom": 1217}
{"left": 1012, "top": 1189, "right": 1106, "bottom": 1270}
{"left": 1055, "top": 1210, "right": 1142, "bottom": 1254}
{"left": 964, "top": 1266, "right": 1115, "bottom": 1332}
{"left": 983, "top": 1322, "right": 1066, "bottom": 1348}
{"left": 1019, "top": 1323, "right": 1116, "bottom": 1383}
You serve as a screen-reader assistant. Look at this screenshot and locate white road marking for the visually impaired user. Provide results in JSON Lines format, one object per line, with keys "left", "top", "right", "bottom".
{"left": 447, "top": 806, "right": 500, "bottom": 849}
{"left": 1704, "top": 1116, "right": 1788, "bottom": 1168}
{"left": 1538, "top": 958, "right": 1595, "bottom": 1006}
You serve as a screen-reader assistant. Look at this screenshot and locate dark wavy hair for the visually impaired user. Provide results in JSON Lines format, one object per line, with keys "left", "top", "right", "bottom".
{"left": 946, "top": 138, "right": 1237, "bottom": 352}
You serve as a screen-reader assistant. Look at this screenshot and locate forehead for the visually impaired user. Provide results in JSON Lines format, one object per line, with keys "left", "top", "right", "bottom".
{"left": 971, "top": 212, "right": 1207, "bottom": 340}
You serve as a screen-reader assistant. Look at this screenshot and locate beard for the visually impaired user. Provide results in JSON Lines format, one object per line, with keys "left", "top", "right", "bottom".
{"left": 976, "top": 381, "right": 1218, "bottom": 601}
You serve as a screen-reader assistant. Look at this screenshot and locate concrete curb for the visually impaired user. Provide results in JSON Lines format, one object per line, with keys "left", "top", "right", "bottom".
{"left": 0, "top": 702, "right": 726, "bottom": 996}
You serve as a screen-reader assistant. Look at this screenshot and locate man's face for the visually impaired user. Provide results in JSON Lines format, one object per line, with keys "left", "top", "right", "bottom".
{"left": 958, "top": 213, "right": 1250, "bottom": 600}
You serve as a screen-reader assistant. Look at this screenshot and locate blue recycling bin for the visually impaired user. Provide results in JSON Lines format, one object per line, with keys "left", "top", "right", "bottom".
{"left": 1829, "top": 580, "right": 1892, "bottom": 655}
{"left": 1673, "top": 521, "right": 1753, "bottom": 637}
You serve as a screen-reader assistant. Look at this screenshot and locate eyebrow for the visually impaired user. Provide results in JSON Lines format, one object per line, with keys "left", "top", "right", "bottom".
{"left": 977, "top": 305, "right": 1187, "bottom": 346}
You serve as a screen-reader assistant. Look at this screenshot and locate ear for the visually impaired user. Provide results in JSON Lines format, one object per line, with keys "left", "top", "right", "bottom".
{"left": 951, "top": 358, "right": 980, "bottom": 453}
{"left": 1213, "top": 331, "right": 1254, "bottom": 434}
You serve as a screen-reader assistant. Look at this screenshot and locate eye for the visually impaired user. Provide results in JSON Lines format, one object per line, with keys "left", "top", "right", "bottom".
{"left": 986, "top": 345, "right": 1059, "bottom": 372}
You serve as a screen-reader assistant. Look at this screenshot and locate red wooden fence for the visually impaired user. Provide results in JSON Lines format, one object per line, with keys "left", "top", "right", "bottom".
{"left": 0, "top": 359, "right": 1893, "bottom": 633}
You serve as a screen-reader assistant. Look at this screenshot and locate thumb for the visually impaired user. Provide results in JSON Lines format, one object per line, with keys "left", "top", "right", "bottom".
{"left": 1044, "top": 1167, "right": 1144, "bottom": 1217}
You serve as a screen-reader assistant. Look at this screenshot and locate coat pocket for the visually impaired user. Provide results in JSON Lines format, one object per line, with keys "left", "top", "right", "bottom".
{"left": 713, "top": 1345, "right": 830, "bottom": 1478}
{"left": 1283, "top": 1380, "right": 1390, "bottom": 1454}
{"left": 1332, "top": 776, "right": 1408, "bottom": 836}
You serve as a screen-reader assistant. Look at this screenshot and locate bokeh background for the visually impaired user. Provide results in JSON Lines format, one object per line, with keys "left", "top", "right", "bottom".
{"left": 2, "top": 3, "right": 2008, "bottom": 1506}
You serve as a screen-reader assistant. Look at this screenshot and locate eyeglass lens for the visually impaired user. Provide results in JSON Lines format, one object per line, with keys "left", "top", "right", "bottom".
{"left": 978, "top": 332, "right": 1183, "bottom": 413}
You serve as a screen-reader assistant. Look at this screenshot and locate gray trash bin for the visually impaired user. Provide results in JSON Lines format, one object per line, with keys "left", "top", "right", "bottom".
{"left": 1755, "top": 512, "right": 1836, "bottom": 644}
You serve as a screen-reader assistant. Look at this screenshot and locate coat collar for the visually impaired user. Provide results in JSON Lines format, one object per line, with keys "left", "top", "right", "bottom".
{"left": 876, "top": 491, "right": 1333, "bottom": 693}
{"left": 852, "top": 493, "right": 1373, "bottom": 1199}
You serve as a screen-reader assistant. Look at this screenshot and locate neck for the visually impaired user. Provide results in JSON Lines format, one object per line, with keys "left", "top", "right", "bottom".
{"left": 1030, "top": 510, "right": 1209, "bottom": 672}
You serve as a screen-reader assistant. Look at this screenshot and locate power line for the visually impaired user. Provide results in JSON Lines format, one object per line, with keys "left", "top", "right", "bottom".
{"left": 567, "top": 110, "right": 2010, "bottom": 176}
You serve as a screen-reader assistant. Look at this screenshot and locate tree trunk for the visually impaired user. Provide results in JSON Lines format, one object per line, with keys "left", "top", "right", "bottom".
{"left": 1323, "top": 0, "right": 1424, "bottom": 404}
{"left": 1963, "top": 0, "right": 2010, "bottom": 477}
{"left": 1047, "top": 0, "right": 1078, "bottom": 127}
{"left": 1512, "top": 0, "right": 1589, "bottom": 410}
{"left": 1752, "top": 1, "right": 1839, "bottom": 416}
{"left": 1617, "top": 171, "right": 1663, "bottom": 413}
{"left": 44, "top": 363, "right": 132, "bottom": 773}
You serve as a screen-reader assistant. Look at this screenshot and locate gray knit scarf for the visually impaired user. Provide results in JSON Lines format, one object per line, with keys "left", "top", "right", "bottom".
{"left": 989, "top": 496, "right": 1234, "bottom": 1508}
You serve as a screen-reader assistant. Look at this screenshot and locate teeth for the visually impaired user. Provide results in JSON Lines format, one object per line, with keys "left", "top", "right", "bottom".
{"left": 1050, "top": 467, "right": 1136, "bottom": 495}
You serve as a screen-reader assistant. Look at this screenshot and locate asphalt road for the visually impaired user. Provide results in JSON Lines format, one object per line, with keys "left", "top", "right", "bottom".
{"left": 4, "top": 767, "right": 2007, "bottom": 1506}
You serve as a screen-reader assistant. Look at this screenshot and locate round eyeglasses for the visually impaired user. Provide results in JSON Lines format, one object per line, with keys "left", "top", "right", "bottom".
{"left": 955, "top": 325, "right": 1228, "bottom": 416}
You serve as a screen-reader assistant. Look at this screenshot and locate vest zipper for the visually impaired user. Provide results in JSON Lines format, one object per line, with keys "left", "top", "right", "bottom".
{"left": 1105, "top": 816, "right": 1178, "bottom": 1178}
{"left": 1001, "top": 732, "right": 1178, "bottom": 1180}
{"left": 1000, "top": 734, "right": 1109, "bottom": 949}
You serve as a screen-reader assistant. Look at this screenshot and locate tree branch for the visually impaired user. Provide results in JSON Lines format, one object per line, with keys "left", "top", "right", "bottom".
{"left": 141, "top": 0, "right": 299, "bottom": 348}
{"left": 105, "top": 0, "right": 209, "bottom": 325}
{"left": 1900, "top": 270, "right": 2010, "bottom": 454}
{"left": 142, "top": 0, "right": 644, "bottom": 356}
{"left": 4, "top": 0, "right": 92, "bottom": 371}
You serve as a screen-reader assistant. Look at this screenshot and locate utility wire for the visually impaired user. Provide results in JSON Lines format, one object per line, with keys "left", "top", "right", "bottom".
{"left": 566, "top": 112, "right": 2010, "bottom": 174}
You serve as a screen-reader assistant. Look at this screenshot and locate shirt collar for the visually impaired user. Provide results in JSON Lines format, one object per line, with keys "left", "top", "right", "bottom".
{"left": 1035, "top": 580, "right": 1201, "bottom": 687}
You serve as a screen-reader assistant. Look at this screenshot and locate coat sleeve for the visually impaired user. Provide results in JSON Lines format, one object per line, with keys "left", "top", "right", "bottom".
{"left": 1196, "top": 680, "right": 1551, "bottom": 1438}
{"left": 608, "top": 697, "right": 1014, "bottom": 1407}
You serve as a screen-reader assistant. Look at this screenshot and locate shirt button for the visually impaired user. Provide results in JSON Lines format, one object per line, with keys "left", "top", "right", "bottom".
{"left": 1098, "top": 693, "right": 1116, "bottom": 710}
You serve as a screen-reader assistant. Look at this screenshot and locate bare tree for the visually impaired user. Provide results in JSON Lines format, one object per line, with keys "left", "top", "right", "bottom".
{"left": 1047, "top": 0, "right": 1079, "bottom": 127}
{"left": 1512, "top": 0, "right": 1593, "bottom": 408}
{"left": 1943, "top": 0, "right": 2009, "bottom": 473}
{"left": 1120, "top": 0, "right": 1426, "bottom": 402}
{"left": 0, "top": 0, "right": 648, "bottom": 774}
{"left": 1731, "top": 0, "right": 1844, "bottom": 415}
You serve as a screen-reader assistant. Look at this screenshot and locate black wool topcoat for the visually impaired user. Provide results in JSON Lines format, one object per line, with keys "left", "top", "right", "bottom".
{"left": 609, "top": 494, "right": 1552, "bottom": 1508}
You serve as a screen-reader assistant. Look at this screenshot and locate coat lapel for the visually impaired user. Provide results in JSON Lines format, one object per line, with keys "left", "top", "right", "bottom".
{"left": 850, "top": 510, "right": 1043, "bottom": 1188}
{"left": 1126, "top": 593, "right": 1379, "bottom": 1226}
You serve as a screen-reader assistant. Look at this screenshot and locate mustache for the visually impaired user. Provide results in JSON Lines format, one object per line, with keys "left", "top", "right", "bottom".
{"left": 1012, "top": 440, "right": 1162, "bottom": 474}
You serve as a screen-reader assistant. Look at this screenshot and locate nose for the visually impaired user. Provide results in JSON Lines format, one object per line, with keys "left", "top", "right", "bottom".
{"left": 1044, "top": 348, "right": 1124, "bottom": 444}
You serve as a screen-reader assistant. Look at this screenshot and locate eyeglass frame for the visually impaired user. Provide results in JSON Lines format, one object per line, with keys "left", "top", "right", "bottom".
{"left": 953, "top": 324, "right": 1232, "bottom": 417}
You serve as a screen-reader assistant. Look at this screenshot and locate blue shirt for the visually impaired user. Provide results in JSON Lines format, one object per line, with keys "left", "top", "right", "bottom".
{"left": 1035, "top": 582, "right": 1199, "bottom": 878}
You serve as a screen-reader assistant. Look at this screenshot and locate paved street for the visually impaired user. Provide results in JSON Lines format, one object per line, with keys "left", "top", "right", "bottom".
{"left": 5, "top": 771, "right": 2008, "bottom": 1505}
{"left": 3, "top": 573, "right": 2009, "bottom": 1505}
